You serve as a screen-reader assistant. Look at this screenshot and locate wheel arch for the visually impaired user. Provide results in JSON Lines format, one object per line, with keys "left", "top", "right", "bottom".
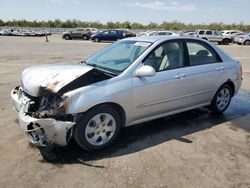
{"left": 75, "top": 102, "right": 126, "bottom": 127}
{"left": 64, "top": 34, "right": 71, "bottom": 39}
{"left": 222, "top": 80, "right": 235, "bottom": 96}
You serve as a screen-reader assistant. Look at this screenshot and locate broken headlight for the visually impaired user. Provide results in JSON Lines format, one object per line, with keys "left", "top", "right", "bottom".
{"left": 32, "top": 95, "right": 66, "bottom": 118}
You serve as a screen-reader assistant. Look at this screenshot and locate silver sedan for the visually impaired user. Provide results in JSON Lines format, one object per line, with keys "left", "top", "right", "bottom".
{"left": 11, "top": 36, "right": 242, "bottom": 161}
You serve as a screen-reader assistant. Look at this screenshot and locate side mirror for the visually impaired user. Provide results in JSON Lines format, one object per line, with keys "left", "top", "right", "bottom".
{"left": 135, "top": 65, "right": 156, "bottom": 77}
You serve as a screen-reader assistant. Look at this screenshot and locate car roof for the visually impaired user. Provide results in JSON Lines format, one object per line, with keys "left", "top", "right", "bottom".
{"left": 122, "top": 35, "right": 201, "bottom": 43}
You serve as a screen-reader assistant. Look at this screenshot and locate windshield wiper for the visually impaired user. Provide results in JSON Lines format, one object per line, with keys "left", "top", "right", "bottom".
{"left": 88, "top": 63, "right": 118, "bottom": 76}
{"left": 88, "top": 63, "right": 99, "bottom": 68}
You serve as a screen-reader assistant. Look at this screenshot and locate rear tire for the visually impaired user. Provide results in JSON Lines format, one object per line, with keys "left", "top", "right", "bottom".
{"left": 209, "top": 84, "right": 232, "bottom": 114}
{"left": 223, "top": 38, "right": 230, "bottom": 45}
{"left": 82, "top": 35, "right": 88, "bottom": 40}
{"left": 73, "top": 105, "right": 121, "bottom": 151}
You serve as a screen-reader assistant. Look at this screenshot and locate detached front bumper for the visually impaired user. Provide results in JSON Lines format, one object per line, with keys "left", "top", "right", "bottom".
{"left": 11, "top": 87, "right": 75, "bottom": 147}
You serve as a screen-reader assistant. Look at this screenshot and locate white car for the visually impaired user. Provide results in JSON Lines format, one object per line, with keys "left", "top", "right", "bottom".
{"left": 194, "top": 30, "right": 230, "bottom": 45}
{"left": 11, "top": 36, "right": 242, "bottom": 161}
{"left": 221, "top": 30, "right": 243, "bottom": 43}
{"left": 238, "top": 33, "right": 250, "bottom": 45}
{"left": 151, "top": 31, "right": 179, "bottom": 36}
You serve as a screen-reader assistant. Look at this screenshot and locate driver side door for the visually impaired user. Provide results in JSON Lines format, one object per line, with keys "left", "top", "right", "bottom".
{"left": 132, "top": 40, "right": 189, "bottom": 121}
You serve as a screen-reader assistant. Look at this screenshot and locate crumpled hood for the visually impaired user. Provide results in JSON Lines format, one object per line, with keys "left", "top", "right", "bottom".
{"left": 21, "top": 63, "right": 93, "bottom": 97}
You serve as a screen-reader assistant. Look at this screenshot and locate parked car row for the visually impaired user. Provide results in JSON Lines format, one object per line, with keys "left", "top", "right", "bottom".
{"left": 181, "top": 29, "right": 249, "bottom": 45}
{"left": 0, "top": 29, "right": 51, "bottom": 37}
{"left": 62, "top": 28, "right": 136, "bottom": 42}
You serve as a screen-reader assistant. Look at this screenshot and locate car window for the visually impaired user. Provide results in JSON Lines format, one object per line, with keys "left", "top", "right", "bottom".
{"left": 186, "top": 41, "right": 219, "bottom": 66}
{"left": 199, "top": 31, "right": 205, "bottom": 35}
{"left": 142, "top": 41, "right": 184, "bottom": 72}
{"left": 110, "top": 30, "right": 118, "bottom": 34}
{"left": 214, "top": 31, "right": 221, "bottom": 36}
{"left": 85, "top": 41, "right": 151, "bottom": 74}
{"left": 206, "top": 31, "right": 212, "bottom": 35}
{"left": 102, "top": 31, "right": 110, "bottom": 35}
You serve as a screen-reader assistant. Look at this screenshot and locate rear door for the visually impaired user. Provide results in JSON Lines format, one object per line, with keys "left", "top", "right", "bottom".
{"left": 184, "top": 39, "right": 225, "bottom": 106}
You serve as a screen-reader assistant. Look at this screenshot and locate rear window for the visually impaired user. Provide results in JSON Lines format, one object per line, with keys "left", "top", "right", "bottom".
{"left": 186, "top": 41, "right": 220, "bottom": 66}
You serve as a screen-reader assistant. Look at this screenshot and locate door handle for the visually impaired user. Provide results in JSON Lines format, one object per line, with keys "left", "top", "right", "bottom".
{"left": 216, "top": 66, "right": 224, "bottom": 71}
{"left": 175, "top": 73, "right": 186, "bottom": 79}
{"left": 181, "top": 73, "right": 186, "bottom": 78}
{"left": 175, "top": 75, "right": 181, "bottom": 79}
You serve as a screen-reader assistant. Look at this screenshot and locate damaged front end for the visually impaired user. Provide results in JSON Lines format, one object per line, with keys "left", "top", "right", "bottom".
{"left": 11, "top": 86, "right": 75, "bottom": 147}
{"left": 11, "top": 63, "right": 114, "bottom": 149}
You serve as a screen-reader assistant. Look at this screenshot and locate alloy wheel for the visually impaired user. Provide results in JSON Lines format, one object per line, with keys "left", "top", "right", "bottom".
{"left": 85, "top": 113, "right": 116, "bottom": 146}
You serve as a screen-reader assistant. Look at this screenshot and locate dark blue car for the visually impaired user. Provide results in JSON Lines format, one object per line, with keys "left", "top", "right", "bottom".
{"left": 90, "top": 29, "right": 126, "bottom": 42}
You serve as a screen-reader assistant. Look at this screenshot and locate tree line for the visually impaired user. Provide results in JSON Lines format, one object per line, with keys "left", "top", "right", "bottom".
{"left": 0, "top": 19, "right": 249, "bottom": 31}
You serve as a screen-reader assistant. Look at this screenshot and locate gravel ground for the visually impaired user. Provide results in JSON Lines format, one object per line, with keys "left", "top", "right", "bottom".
{"left": 0, "top": 35, "right": 250, "bottom": 188}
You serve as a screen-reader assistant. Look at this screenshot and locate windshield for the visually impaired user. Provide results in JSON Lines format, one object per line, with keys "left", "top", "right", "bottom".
{"left": 85, "top": 40, "right": 152, "bottom": 74}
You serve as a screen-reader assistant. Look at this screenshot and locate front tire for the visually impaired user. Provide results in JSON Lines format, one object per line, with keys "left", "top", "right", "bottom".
{"left": 94, "top": 37, "right": 100, "bottom": 42}
{"left": 209, "top": 84, "right": 232, "bottom": 114}
{"left": 244, "top": 40, "right": 250, "bottom": 45}
{"left": 73, "top": 105, "right": 121, "bottom": 151}
{"left": 38, "top": 145, "right": 61, "bottom": 162}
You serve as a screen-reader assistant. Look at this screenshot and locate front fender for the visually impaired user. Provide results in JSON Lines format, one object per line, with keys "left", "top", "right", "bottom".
{"left": 64, "top": 78, "right": 133, "bottom": 115}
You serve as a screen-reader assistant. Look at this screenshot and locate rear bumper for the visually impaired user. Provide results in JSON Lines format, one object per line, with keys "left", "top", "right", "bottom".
{"left": 11, "top": 87, "right": 75, "bottom": 147}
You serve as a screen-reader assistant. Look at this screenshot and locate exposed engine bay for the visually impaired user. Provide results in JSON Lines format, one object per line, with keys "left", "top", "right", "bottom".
{"left": 28, "top": 94, "right": 65, "bottom": 119}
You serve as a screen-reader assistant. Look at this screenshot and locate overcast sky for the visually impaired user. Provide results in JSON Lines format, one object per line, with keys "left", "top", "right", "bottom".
{"left": 0, "top": 0, "right": 249, "bottom": 24}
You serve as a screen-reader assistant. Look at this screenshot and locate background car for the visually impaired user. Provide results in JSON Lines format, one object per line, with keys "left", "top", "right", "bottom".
{"left": 151, "top": 31, "right": 179, "bottom": 36}
{"left": 221, "top": 30, "right": 243, "bottom": 43}
{"left": 90, "top": 29, "right": 126, "bottom": 42}
{"left": 232, "top": 33, "right": 246, "bottom": 43}
{"left": 194, "top": 30, "right": 230, "bottom": 45}
{"left": 34, "top": 30, "right": 52, "bottom": 37}
{"left": 22, "top": 30, "right": 36, "bottom": 37}
{"left": 0, "top": 29, "right": 20, "bottom": 36}
{"left": 62, "top": 28, "right": 92, "bottom": 40}
{"left": 122, "top": 30, "right": 136, "bottom": 38}
{"left": 181, "top": 31, "right": 195, "bottom": 36}
{"left": 85, "top": 28, "right": 98, "bottom": 34}
{"left": 238, "top": 33, "right": 250, "bottom": 45}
